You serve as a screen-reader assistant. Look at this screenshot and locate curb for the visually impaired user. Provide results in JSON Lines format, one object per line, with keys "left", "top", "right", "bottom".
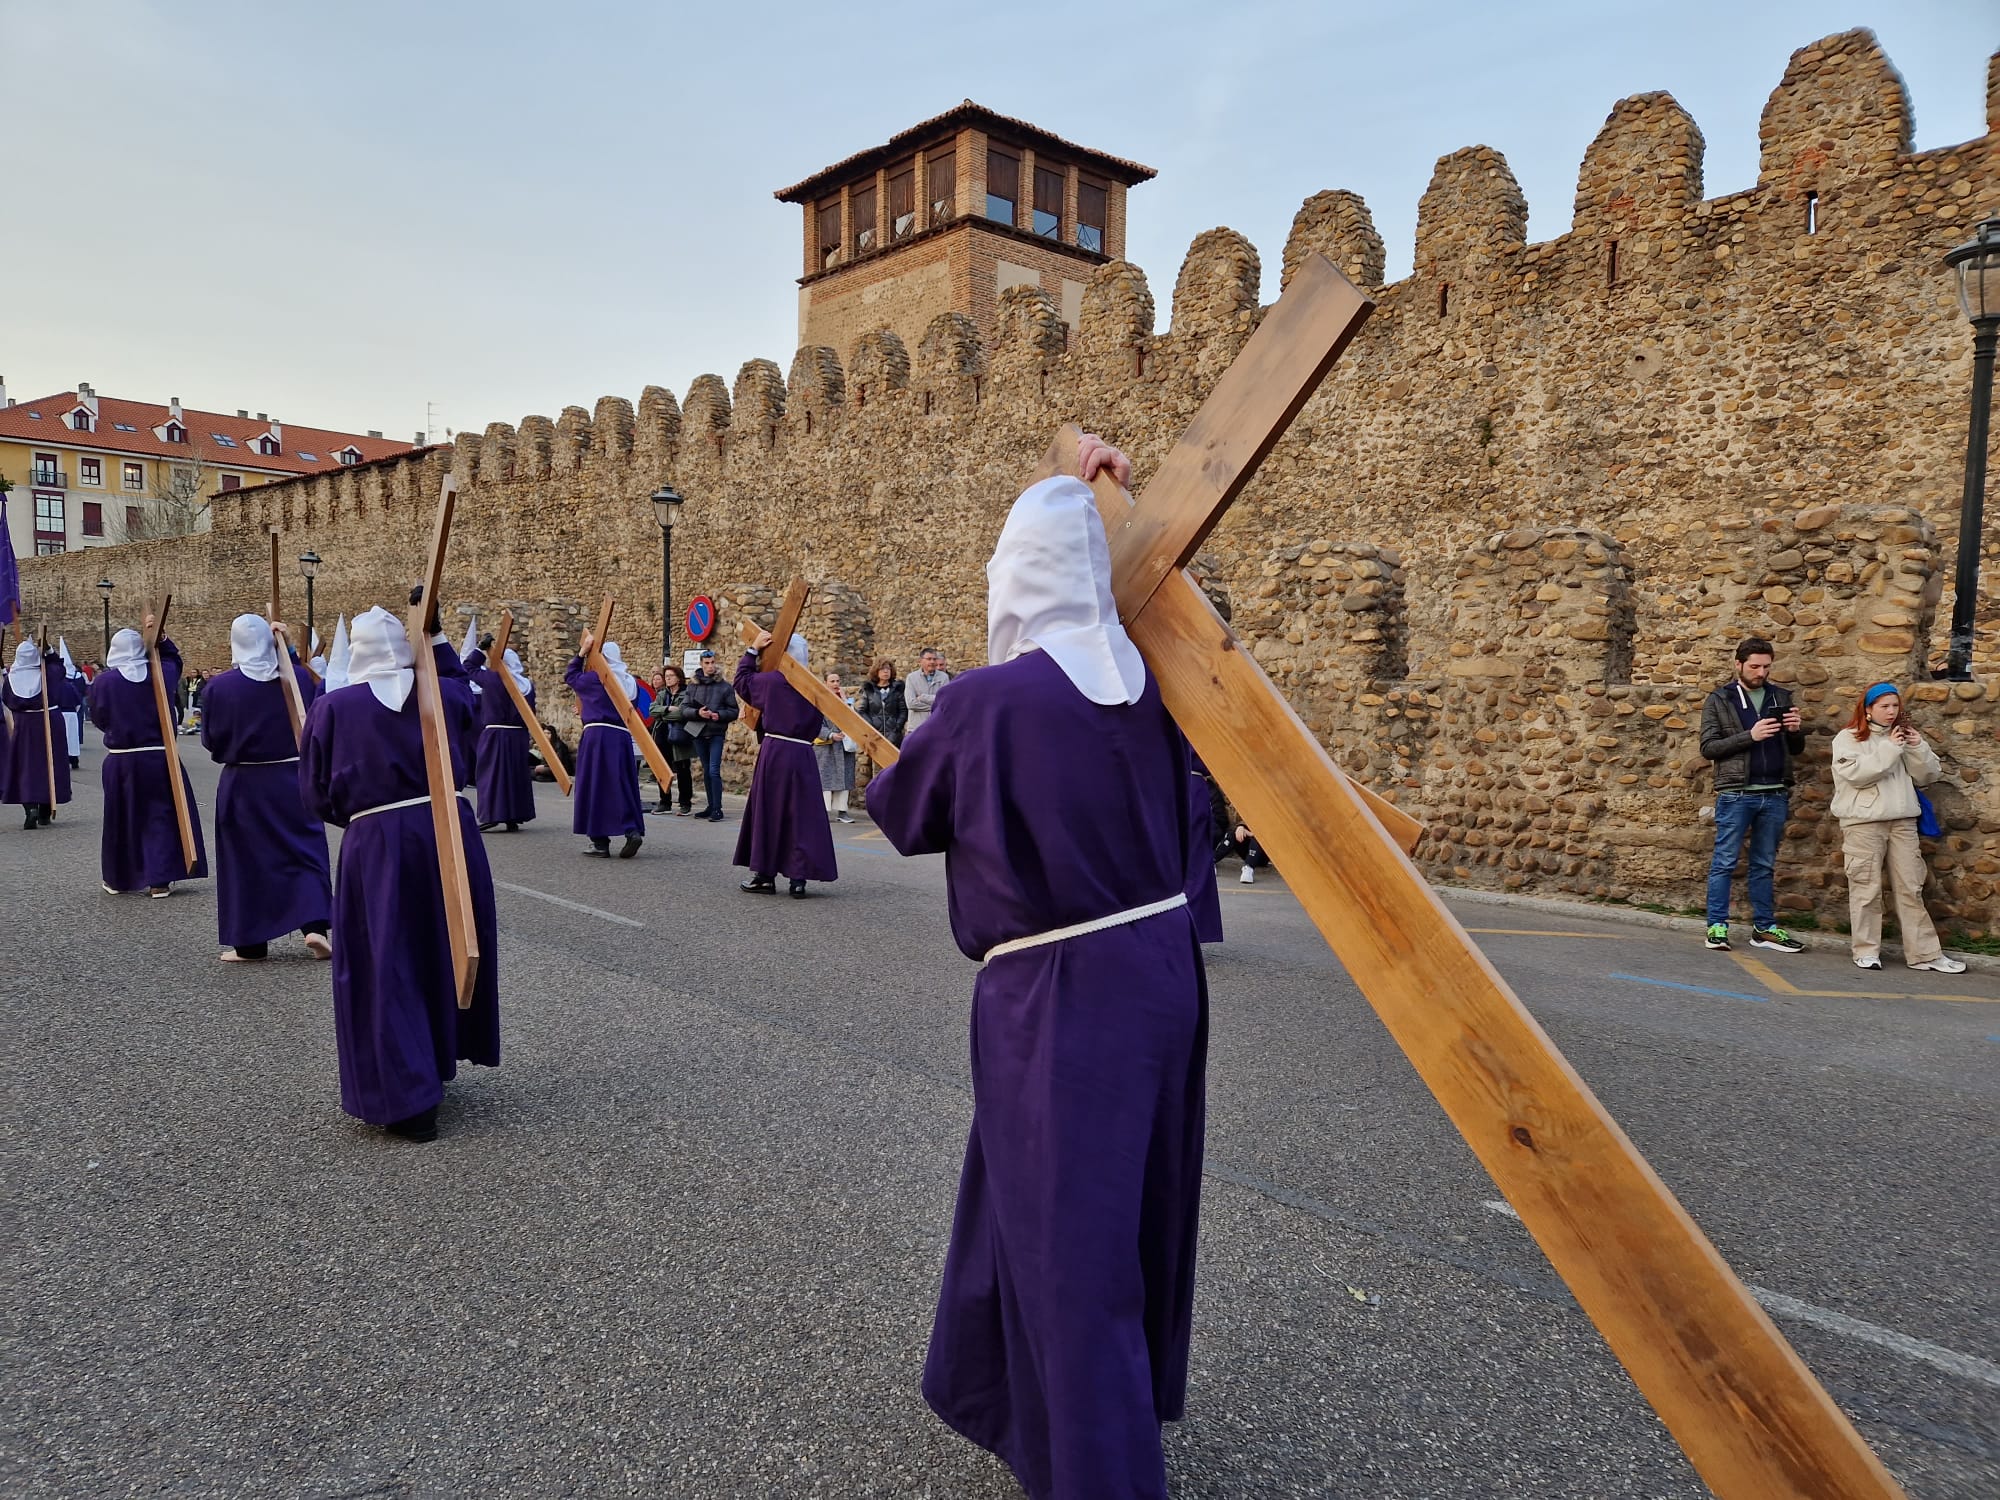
{"left": 1435, "top": 883, "right": 2000, "bottom": 976}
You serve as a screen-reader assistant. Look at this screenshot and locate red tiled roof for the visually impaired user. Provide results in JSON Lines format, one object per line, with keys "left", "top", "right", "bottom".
{"left": 0, "top": 393, "right": 414, "bottom": 475}
{"left": 774, "top": 100, "right": 1157, "bottom": 203}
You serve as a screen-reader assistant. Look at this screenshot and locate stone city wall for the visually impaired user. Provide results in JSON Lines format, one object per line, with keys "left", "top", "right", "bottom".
{"left": 23, "top": 31, "right": 1998, "bottom": 935}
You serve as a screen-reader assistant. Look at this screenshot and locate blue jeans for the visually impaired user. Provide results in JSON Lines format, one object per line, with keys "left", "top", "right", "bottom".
{"left": 1705, "top": 790, "right": 1789, "bottom": 928}
{"left": 697, "top": 730, "right": 728, "bottom": 816}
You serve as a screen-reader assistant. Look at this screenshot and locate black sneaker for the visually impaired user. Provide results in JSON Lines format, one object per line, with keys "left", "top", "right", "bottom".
{"left": 618, "top": 835, "right": 643, "bottom": 859}
{"left": 1752, "top": 927, "right": 1805, "bottom": 954}
{"left": 1704, "top": 923, "right": 1731, "bottom": 951}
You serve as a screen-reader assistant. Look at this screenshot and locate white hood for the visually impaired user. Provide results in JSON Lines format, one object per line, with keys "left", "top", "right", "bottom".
{"left": 986, "top": 475, "right": 1145, "bottom": 706}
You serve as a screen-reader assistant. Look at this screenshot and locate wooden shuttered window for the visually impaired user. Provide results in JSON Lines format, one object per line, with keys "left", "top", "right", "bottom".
{"left": 986, "top": 148, "right": 1018, "bottom": 224}
{"left": 817, "top": 198, "right": 842, "bottom": 268}
{"left": 851, "top": 182, "right": 877, "bottom": 253}
{"left": 1033, "top": 163, "right": 1063, "bottom": 239}
{"left": 927, "top": 150, "right": 956, "bottom": 221}
{"left": 1077, "top": 177, "right": 1107, "bottom": 253}
{"left": 890, "top": 162, "right": 915, "bottom": 241}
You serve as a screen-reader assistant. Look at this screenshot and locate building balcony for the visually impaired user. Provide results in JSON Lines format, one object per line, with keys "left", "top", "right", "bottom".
{"left": 30, "top": 470, "right": 68, "bottom": 489}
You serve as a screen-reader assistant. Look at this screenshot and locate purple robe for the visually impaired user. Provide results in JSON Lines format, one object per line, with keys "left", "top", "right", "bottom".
{"left": 200, "top": 660, "right": 332, "bottom": 949}
{"left": 464, "top": 649, "right": 538, "bottom": 826}
{"left": 732, "top": 650, "right": 836, "bottom": 882}
{"left": 564, "top": 657, "right": 643, "bottom": 840}
{"left": 1187, "top": 754, "right": 1222, "bottom": 944}
{"left": 866, "top": 650, "right": 1207, "bottom": 1500}
{"left": 3, "top": 659, "right": 78, "bottom": 806}
{"left": 299, "top": 641, "right": 500, "bottom": 1126}
{"left": 87, "top": 639, "right": 210, "bottom": 890}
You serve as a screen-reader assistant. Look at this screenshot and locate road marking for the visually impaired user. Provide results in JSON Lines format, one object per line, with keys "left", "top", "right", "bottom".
{"left": 1609, "top": 972, "right": 1769, "bottom": 1003}
{"left": 1463, "top": 928, "right": 1619, "bottom": 939}
{"left": 1476, "top": 1201, "right": 2000, "bottom": 1390}
{"left": 493, "top": 880, "right": 646, "bottom": 928}
{"left": 1730, "top": 952, "right": 2000, "bottom": 1004}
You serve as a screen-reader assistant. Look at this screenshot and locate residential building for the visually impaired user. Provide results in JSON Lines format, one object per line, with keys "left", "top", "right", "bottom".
{"left": 775, "top": 102, "right": 1154, "bottom": 360}
{"left": 0, "top": 378, "right": 419, "bottom": 556}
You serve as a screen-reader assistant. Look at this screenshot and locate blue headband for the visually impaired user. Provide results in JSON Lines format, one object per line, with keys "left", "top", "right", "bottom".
{"left": 1864, "top": 682, "right": 1899, "bottom": 707}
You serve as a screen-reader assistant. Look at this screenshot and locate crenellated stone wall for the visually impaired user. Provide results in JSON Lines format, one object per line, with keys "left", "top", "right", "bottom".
{"left": 22, "top": 30, "right": 1998, "bottom": 935}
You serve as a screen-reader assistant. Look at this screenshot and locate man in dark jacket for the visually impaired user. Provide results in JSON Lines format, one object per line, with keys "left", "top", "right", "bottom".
{"left": 1697, "top": 636, "right": 1806, "bottom": 954}
{"left": 684, "top": 649, "right": 739, "bottom": 821}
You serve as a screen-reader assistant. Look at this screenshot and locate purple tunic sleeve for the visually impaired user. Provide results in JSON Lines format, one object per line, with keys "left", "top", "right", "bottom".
{"left": 299, "top": 697, "right": 337, "bottom": 826}
{"left": 867, "top": 682, "right": 957, "bottom": 856}
{"left": 732, "top": 650, "right": 763, "bottom": 708}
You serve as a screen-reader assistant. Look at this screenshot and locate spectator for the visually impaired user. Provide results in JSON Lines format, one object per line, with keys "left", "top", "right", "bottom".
{"left": 1217, "top": 821, "right": 1270, "bottom": 885}
{"left": 684, "top": 648, "right": 739, "bottom": 822}
{"left": 648, "top": 663, "right": 697, "bottom": 816}
{"left": 905, "top": 647, "right": 952, "bottom": 735}
{"left": 814, "top": 670, "right": 858, "bottom": 822}
{"left": 1697, "top": 636, "right": 1806, "bottom": 955}
{"left": 859, "top": 658, "right": 907, "bottom": 748}
{"left": 1830, "top": 683, "right": 1966, "bottom": 973}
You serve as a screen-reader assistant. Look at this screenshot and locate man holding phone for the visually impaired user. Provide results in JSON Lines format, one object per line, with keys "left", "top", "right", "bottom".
{"left": 1698, "top": 636, "right": 1807, "bottom": 953}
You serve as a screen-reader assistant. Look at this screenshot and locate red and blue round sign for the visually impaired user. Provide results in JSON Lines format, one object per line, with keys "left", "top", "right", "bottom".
{"left": 684, "top": 595, "right": 716, "bottom": 642}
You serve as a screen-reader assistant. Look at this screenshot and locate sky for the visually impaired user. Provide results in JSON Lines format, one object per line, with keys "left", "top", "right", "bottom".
{"left": 1, "top": 1, "right": 1987, "bottom": 443}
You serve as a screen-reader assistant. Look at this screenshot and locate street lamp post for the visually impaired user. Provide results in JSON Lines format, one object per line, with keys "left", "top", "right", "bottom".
{"left": 297, "top": 550, "right": 321, "bottom": 656}
{"left": 1944, "top": 215, "right": 1999, "bottom": 681}
{"left": 97, "top": 577, "right": 113, "bottom": 658}
{"left": 650, "top": 484, "right": 684, "bottom": 671}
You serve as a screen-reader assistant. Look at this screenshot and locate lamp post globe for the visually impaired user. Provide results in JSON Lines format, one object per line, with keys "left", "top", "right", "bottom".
{"left": 651, "top": 484, "right": 684, "bottom": 669}
{"left": 97, "top": 577, "right": 114, "bottom": 658}
{"left": 1943, "top": 215, "right": 2000, "bottom": 681}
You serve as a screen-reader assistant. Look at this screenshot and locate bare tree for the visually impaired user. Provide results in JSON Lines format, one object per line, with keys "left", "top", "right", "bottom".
{"left": 127, "top": 458, "right": 217, "bottom": 540}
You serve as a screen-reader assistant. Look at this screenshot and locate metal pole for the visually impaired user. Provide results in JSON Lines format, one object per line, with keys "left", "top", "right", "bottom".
{"left": 1947, "top": 317, "right": 1996, "bottom": 680}
{"left": 305, "top": 576, "right": 316, "bottom": 655}
{"left": 101, "top": 597, "right": 111, "bottom": 659}
{"left": 661, "top": 526, "right": 673, "bottom": 670}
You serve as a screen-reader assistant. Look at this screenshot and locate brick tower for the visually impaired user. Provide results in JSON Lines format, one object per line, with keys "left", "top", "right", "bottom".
{"left": 775, "top": 102, "right": 1154, "bottom": 357}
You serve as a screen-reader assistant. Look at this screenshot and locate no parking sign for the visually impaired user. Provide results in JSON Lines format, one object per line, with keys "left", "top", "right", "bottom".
{"left": 684, "top": 595, "right": 715, "bottom": 642}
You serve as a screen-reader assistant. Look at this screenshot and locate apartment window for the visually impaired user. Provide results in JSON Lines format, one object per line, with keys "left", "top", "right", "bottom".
{"left": 817, "top": 197, "right": 842, "bottom": 269}
{"left": 71, "top": 409, "right": 93, "bottom": 431}
{"left": 1077, "top": 177, "right": 1107, "bottom": 253}
{"left": 851, "top": 182, "right": 877, "bottom": 254}
{"left": 164, "top": 422, "right": 186, "bottom": 443}
{"left": 34, "top": 492, "right": 64, "bottom": 553}
{"left": 927, "top": 150, "right": 956, "bottom": 223}
{"left": 336, "top": 447, "right": 361, "bottom": 465}
{"left": 122, "top": 461, "right": 144, "bottom": 490}
{"left": 213, "top": 435, "right": 239, "bottom": 448}
{"left": 1033, "top": 164, "right": 1064, "bottom": 239}
{"left": 986, "top": 148, "right": 1019, "bottom": 225}
{"left": 125, "top": 505, "right": 144, "bottom": 536}
{"left": 80, "top": 456, "right": 102, "bottom": 486}
{"left": 83, "top": 501, "right": 104, "bottom": 536}
{"left": 889, "top": 161, "right": 916, "bottom": 242}
{"left": 31, "top": 451, "right": 60, "bottom": 485}
{"left": 256, "top": 436, "right": 280, "bottom": 456}
{"left": 221, "top": 473, "right": 242, "bottom": 492}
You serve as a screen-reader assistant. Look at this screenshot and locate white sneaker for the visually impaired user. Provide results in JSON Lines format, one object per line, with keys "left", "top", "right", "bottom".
{"left": 1853, "top": 957, "right": 1882, "bottom": 971}
{"left": 1909, "top": 955, "right": 1966, "bottom": 974}
{"left": 1239, "top": 864, "right": 1256, "bottom": 885}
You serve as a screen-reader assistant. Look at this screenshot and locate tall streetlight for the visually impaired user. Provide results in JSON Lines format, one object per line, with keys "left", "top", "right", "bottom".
{"left": 650, "top": 483, "right": 684, "bottom": 671}
{"left": 1943, "top": 215, "right": 1999, "bottom": 681}
{"left": 97, "top": 577, "right": 113, "bottom": 658}
{"left": 297, "top": 550, "right": 321, "bottom": 657}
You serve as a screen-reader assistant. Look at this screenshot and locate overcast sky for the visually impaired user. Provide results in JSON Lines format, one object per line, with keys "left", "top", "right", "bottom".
{"left": 2, "top": 2, "right": 1985, "bottom": 442}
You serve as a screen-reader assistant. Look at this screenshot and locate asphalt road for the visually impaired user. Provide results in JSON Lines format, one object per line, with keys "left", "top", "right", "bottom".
{"left": 5, "top": 737, "right": 1996, "bottom": 1499}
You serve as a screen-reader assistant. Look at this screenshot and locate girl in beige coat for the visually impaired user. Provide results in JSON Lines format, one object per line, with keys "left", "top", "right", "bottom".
{"left": 1829, "top": 682, "right": 1965, "bottom": 973}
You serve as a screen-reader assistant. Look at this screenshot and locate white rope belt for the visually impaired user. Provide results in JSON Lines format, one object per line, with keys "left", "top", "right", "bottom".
{"left": 983, "top": 892, "right": 1189, "bottom": 964}
{"left": 227, "top": 755, "right": 300, "bottom": 767}
{"left": 350, "top": 792, "right": 466, "bottom": 822}
{"left": 582, "top": 721, "right": 630, "bottom": 735}
{"left": 105, "top": 744, "right": 165, "bottom": 755}
{"left": 765, "top": 733, "right": 813, "bottom": 745}
{"left": 483, "top": 723, "right": 526, "bottom": 731}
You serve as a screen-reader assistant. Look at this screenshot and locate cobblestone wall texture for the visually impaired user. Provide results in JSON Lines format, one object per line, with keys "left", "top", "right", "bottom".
{"left": 22, "top": 32, "right": 1999, "bottom": 936}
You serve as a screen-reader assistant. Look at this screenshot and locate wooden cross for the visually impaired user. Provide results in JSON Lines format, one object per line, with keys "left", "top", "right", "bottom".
{"left": 140, "top": 596, "right": 199, "bottom": 873}
{"left": 582, "top": 595, "right": 676, "bottom": 791}
{"left": 491, "top": 610, "right": 572, "bottom": 796}
{"left": 408, "top": 474, "right": 480, "bottom": 1009}
{"left": 36, "top": 626, "right": 58, "bottom": 819}
{"left": 268, "top": 532, "right": 308, "bottom": 747}
{"left": 737, "top": 578, "right": 811, "bottom": 735}
{"left": 732, "top": 605, "right": 898, "bottom": 767}
{"left": 1046, "top": 252, "right": 1901, "bottom": 1500}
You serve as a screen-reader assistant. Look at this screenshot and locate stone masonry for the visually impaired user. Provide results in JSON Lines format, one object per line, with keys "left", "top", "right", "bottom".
{"left": 22, "top": 32, "right": 1998, "bottom": 936}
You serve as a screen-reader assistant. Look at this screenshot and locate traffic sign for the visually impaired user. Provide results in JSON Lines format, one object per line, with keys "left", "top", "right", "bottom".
{"left": 684, "top": 595, "right": 715, "bottom": 642}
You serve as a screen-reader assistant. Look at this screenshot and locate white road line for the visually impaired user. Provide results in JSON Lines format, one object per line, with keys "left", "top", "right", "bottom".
{"left": 493, "top": 880, "right": 645, "bottom": 928}
{"left": 1477, "top": 1199, "right": 2000, "bottom": 1388}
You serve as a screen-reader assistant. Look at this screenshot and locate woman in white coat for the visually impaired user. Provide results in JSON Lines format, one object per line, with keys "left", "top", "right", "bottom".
{"left": 1829, "top": 682, "right": 1964, "bottom": 973}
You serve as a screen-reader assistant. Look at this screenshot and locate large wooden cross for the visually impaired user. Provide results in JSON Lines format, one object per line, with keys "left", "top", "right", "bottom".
{"left": 582, "top": 595, "right": 676, "bottom": 791}
{"left": 736, "top": 578, "right": 811, "bottom": 736}
{"left": 267, "top": 532, "right": 308, "bottom": 747}
{"left": 408, "top": 475, "right": 480, "bottom": 1009}
{"left": 140, "top": 596, "right": 199, "bottom": 872}
{"left": 36, "top": 625, "right": 58, "bottom": 820}
{"left": 490, "top": 610, "right": 572, "bottom": 796}
{"left": 1044, "top": 252, "right": 1900, "bottom": 1499}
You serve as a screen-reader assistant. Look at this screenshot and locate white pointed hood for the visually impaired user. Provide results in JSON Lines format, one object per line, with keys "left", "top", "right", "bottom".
{"left": 346, "top": 605, "right": 415, "bottom": 711}
{"left": 986, "top": 475, "right": 1145, "bottom": 706}
{"left": 324, "top": 614, "right": 351, "bottom": 692}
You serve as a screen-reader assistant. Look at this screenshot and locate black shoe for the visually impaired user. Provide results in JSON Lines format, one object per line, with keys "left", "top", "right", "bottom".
{"left": 21, "top": 808, "right": 35, "bottom": 830}
{"left": 619, "top": 835, "right": 643, "bottom": 859}
{"left": 789, "top": 879, "right": 807, "bottom": 898}
{"left": 506, "top": 822, "right": 520, "bottom": 832}
{"left": 385, "top": 1106, "right": 438, "bottom": 1143}
{"left": 707, "top": 811, "right": 725, "bottom": 822}
{"left": 69, "top": 758, "right": 80, "bottom": 770}
{"left": 653, "top": 801, "right": 670, "bottom": 813}
{"left": 740, "top": 875, "right": 776, "bottom": 893}
{"left": 674, "top": 808, "right": 691, "bottom": 818}
{"left": 585, "top": 840, "right": 611, "bottom": 858}
{"left": 1751, "top": 927, "right": 1805, "bottom": 954}
{"left": 479, "top": 821, "right": 501, "bottom": 832}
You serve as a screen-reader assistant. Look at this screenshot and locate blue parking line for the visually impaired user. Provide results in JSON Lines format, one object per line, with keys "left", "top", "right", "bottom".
{"left": 1610, "top": 972, "right": 1770, "bottom": 1004}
